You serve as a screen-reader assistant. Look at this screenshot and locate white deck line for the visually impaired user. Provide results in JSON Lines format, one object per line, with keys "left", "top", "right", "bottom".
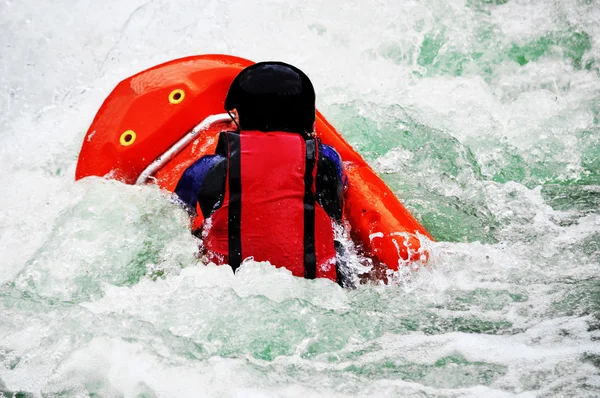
{"left": 135, "top": 113, "right": 232, "bottom": 185}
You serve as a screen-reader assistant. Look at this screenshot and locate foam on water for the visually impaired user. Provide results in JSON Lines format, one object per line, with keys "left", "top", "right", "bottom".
{"left": 1, "top": 0, "right": 600, "bottom": 396}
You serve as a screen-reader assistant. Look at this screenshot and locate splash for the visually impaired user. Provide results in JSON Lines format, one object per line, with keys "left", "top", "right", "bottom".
{"left": 1, "top": 0, "right": 599, "bottom": 396}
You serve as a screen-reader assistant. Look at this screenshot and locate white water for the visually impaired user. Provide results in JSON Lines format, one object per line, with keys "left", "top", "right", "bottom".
{"left": 1, "top": 0, "right": 600, "bottom": 396}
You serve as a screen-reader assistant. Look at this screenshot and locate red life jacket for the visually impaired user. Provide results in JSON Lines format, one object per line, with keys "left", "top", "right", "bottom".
{"left": 203, "top": 130, "right": 338, "bottom": 282}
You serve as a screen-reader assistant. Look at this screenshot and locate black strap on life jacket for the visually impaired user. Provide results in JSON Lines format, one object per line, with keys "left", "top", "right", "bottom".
{"left": 226, "top": 132, "right": 243, "bottom": 271}
{"left": 303, "top": 138, "right": 317, "bottom": 279}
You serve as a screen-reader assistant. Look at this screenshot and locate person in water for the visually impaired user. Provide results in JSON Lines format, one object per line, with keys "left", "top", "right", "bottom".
{"left": 174, "top": 61, "right": 350, "bottom": 286}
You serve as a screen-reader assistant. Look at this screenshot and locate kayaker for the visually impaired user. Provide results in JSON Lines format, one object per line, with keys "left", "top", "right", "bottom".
{"left": 174, "top": 61, "right": 350, "bottom": 286}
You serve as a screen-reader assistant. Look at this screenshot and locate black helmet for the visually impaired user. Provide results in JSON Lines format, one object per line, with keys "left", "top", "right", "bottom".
{"left": 225, "top": 61, "right": 316, "bottom": 134}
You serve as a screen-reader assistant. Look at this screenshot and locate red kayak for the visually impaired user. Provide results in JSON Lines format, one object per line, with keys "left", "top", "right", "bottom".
{"left": 76, "top": 54, "right": 432, "bottom": 271}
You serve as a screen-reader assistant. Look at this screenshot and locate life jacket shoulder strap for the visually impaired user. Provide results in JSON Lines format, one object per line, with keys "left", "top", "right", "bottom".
{"left": 215, "top": 131, "right": 235, "bottom": 156}
{"left": 221, "top": 132, "right": 243, "bottom": 269}
{"left": 303, "top": 137, "right": 318, "bottom": 279}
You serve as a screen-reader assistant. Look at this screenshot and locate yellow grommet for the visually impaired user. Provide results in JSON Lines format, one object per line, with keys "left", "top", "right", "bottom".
{"left": 169, "top": 89, "right": 185, "bottom": 104}
{"left": 120, "top": 130, "right": 136, "bottom": 146}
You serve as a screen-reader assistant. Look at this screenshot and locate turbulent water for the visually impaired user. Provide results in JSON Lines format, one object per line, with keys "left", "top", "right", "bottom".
{"left": 1, "top": 0, "right": 600, "bottom": 396}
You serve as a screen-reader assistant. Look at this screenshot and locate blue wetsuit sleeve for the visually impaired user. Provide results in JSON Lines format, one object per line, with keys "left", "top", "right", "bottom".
{"left": 317, "top": 143, "right": 347, "bottom": 221}
{"left": 174, "top": 155, "right": 223, "bottom": 216}
{"left": 320, "top": 144, "right": 348, "bottom": 191}
{"left": 321, "top": 144, "right": 348, "bottom": 191}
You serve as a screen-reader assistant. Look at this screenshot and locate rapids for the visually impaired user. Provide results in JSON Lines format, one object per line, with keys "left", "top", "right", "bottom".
{"left": 1, "top": 0, "right": 599, "bottom": 396}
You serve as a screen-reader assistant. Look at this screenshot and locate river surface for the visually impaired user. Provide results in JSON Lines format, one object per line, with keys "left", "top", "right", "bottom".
{"left": 1, "top": 0, "right": 599, "bottom": 396}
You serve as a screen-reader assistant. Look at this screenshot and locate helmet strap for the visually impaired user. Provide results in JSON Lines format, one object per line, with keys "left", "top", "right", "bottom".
{"left": 227, "top": 110, "right": 240, "bottom": 131}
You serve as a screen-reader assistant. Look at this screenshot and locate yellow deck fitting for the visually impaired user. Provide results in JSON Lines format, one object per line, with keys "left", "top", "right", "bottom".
{"left": 169, "top": 89, "right": 185, "bottom": 104}
{"left": 120, "top": 130, "right": 136, "bottom": 146}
